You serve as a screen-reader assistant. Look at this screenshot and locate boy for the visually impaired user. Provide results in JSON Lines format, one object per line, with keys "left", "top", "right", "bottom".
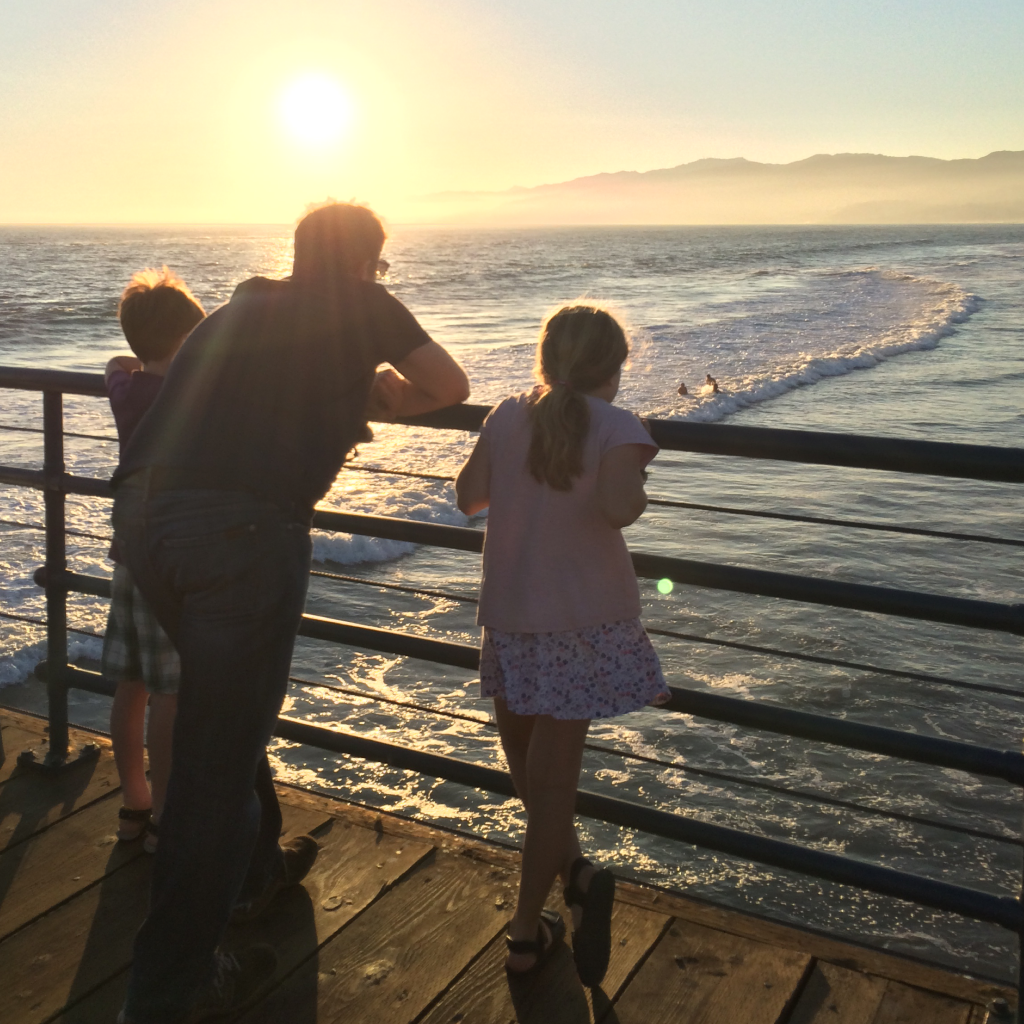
{"left": 102, "top": 268, "right": 205, "bottom": 852}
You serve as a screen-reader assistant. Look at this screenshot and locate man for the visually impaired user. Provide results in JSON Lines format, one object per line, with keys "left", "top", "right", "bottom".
{"left": 113, "top": 202, "right": 470, "bottom": 1024}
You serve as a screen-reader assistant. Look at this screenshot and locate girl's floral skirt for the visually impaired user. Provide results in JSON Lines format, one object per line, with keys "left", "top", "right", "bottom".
{"left": 480, "top": 618, "right": 669, "bottom": 720}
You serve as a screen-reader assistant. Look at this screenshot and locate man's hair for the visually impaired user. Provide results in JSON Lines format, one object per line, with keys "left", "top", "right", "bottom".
{"left": 293, "top": 201, "right": 386, "bottom": 282}
{"left": 118, "top": 268, "right": 205, "bottom": 363}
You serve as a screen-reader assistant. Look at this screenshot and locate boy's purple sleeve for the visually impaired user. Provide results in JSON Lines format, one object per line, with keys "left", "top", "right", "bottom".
{"left": 106, "top": 368, "right": 132, "bottom": 402}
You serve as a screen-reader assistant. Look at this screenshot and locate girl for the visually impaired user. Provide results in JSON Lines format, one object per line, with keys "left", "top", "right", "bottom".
{"left": 456, "top": 304, "right": 668, "bottom": 986}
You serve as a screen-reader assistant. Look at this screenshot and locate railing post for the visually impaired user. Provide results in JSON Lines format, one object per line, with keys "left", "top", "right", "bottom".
{"left": 42, "top": 391, "right": 70, "bottom": 764}
{"left": 18, "top": 390, "right": 97, "bottom": 771}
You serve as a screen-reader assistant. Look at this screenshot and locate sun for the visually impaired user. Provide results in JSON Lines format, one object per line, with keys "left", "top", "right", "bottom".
{"left": 278, "top": 73, "right": 354, "bottom": 147}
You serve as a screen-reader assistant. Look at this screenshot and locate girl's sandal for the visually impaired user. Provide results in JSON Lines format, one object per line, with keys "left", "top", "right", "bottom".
{"left": 504, "top": 908, "right": 566, "bottom": 977}
{"left": 116, "top": 806, "right": 151, "bottom": 842}
{"left": 563, "top": 857, "right": 616, "bottom": 987}
{"left": 142, "top": 819, "right": 159, "bottom": 854}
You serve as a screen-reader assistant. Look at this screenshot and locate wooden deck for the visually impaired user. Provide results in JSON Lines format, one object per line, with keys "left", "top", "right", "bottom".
{"left": 0, "top": 708, "right": 1010, "bottom": 1024}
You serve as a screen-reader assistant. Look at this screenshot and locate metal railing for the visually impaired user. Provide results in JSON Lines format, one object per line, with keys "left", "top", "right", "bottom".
{"left": 2, "top": 365, "right": 1023, "bottom": 1001}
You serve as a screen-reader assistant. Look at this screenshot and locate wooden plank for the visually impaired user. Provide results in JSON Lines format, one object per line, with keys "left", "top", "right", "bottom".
{"left": 0, "top": 777, "right": 329, "bottom": 946}
{"left": 0, "top": 723, "right": 40, "bottom": 787}
{"left": 0, "top": 709, "right": 52, "bottom": 741}
{"left": 614, "top": 885, "right": 1012, "bottom": 1010}
{"left": 279, "top": 781, "right": 1009, "bottom": 1012}
{"left": 0, "top": 801, "right": 331, "bottom": 1024}
{"left": 0, "top": 791, "right": 140, "bottom": 942}
{"left": 871, "top": 977, "right": 976, "bottom": 1024}
{"left": 787, "top": 962, "right": 891, "bottom": 1024}
{"left": 224, "top": 816, "right": 434, "bottom": 981}
{"left": 274, "top": 782, "right": 523, "bottom": 872}
{"left": 0, "top": 856, "right": 150, "bottom": 1024}
{"left": 613, "top": 919, "right": 813, "bottom": 1024}
{"left": 0, "top": 740, "right": 121, "bottom": 854}
{"left": 419, "top": 899, "right": 671, "bottom": 1024}
{"left": 238, "top": 851, "right": 514, "bottom": 1024}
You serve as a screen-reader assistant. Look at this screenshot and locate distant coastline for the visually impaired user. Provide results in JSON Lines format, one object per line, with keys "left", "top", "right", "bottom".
{"left": 404, "top": 150, "right": 1024, "bottom": 227}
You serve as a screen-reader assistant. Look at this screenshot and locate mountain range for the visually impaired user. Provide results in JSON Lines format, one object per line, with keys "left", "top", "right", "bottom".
{"left": 405, "top": 151, "right": 1024, "bottom": 225}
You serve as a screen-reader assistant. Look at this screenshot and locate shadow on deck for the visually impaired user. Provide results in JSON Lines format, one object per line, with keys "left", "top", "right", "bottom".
{"left": 0, "top": 708, "right": 1009, "bottom": 1024}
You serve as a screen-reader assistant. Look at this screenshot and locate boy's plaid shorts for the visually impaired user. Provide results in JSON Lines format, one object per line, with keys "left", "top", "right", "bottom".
{"left": 101, "top": 563, "right": 180, "bottom": 695}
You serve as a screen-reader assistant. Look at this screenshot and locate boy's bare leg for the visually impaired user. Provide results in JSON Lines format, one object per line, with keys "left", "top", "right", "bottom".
{"left": 111, "top": 679, "right": 152, "bottom": 832}
{"left": 146, "top": 693, "right": 177, "bottom": 822}
{"left": 505, "top": 714, "right": 590, "bottom": 971}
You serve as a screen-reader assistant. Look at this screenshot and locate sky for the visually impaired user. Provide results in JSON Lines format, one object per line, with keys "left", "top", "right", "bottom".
{"left": 1, "top": 0, "right": 1021, "bottom": 223}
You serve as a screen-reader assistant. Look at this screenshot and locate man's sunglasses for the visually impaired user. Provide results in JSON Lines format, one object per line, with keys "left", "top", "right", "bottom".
{"left": 376, "top": 258, "right": 390, "bottom": 278}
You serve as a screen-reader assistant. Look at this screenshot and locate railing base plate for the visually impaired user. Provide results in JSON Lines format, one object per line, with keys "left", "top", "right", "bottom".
{"left": 17, "top": 742, "right": 101, "bottom": 773}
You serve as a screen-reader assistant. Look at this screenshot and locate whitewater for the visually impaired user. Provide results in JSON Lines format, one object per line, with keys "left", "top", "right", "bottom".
{"left": 0, "top": 223, "right": 1022, "bottom": 978}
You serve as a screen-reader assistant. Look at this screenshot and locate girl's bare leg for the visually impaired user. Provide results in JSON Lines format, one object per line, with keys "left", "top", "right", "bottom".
{"left": 145, "top": 692, "right": 177, "bottom": 822}
{"left": 110, "top": 679, "right": 151, "bottom": 833}
{"left": 493, "top": 697, "right": 533, "bottom": 803}
{"left": 494, "top": 697, "right": 589, "bottom": 882}
{"left": 500, "top": 710, "right": 591, "bottom": 971}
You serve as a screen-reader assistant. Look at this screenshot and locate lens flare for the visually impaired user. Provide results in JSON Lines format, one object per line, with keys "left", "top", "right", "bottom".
{"left": 278, "top": 73, "right": 353, "bottom": 147}
{"left": 657, "top": 578, "right": 674, "bottom": 595}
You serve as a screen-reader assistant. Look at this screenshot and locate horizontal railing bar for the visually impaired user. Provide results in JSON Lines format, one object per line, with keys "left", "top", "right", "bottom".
{"left": 0, "top": 609, "right": 103, "bottom": 642}
{"left": 0, "top": 517, "right": 112, "bottom": 542}
{"left": 299, "top": 612, "right": 480, "bottom": 669}
{"left": 663, "top": 686, "right": 1024, "bottom": 786}
{"left": 3, "top": 367, "right": 1024, "bottom": 481}
{"left": 287, "top": 673, "right": 1022, "bottom": 847}
{"left": 4, "top": 426, "right": 1015, "bottom": 546}
{"left": 16, "top": 474, "right": 1017, "bottom": 635}
{"left": 311, "top": 509, "right": 483, "bottom": 554}
{"left": 0, "top": 466, "right": 46, "bottom": 489}
{"left": 318, "top": 512, "right": 1024, "bottom": 636}
{"left": 22, "top": 644, "right": 1020, "bottom": 846}
{"left": 308, "top": 570, "right": 1022, "bottom": 702}
{"left": 51, "top": 568, "right": 1024, "bottom": 784}
{"left": 648, "top": 420, "right": 1024, "bottom": 483}
{"left": 647, "top": 627, "right": 1024, "bottom": 701}
{"left": 57, "top": 662, "right": 1024, "bottom": 933}
{"left": 631, "top": 552, "right": 1024, "bottom": 636}
{"left": 647, "top": 497, "right": 1024, "bottom": 548}
{"left": 32, "top": 644, "right": 1010, "bottom": 843}
{"left": 269, "top": 714, "right": 1022, "bottom": 932}
{"left": 0, "top": 422, "right": 118, "bottom": 444}
{"left": 10, "top": 506, "right": 1021, "bottom": 699}
{"left": 309, "top": 568, "right": 479, "bottom": 605}
{"left": 395, "top": 402, "right": 1024, "bottom": 483}
{"left": 0, "top": 367, "right": 107, "bottom": 397}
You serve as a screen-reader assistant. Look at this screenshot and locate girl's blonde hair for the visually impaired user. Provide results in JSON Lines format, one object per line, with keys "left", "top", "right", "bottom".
{"left": 526, "top": 304, "right": 629, "bottom": 490}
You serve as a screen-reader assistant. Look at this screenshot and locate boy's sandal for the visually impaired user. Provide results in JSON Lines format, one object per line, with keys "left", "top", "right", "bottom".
{"left": 563, "top": 857, "right": 616, "bottom": 987}
{"left": 504, "top": 908, "right": 566, "bottom": 977}
{"left": 116, "top": 806, "right": 151, "bottom": 842}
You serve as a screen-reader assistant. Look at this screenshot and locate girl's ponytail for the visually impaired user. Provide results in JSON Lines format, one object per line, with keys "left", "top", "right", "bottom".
{"left": 527, "top": 305, "right": 628, "bottom": 490}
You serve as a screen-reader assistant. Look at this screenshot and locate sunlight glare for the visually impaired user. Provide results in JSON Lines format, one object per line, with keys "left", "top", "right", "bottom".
{"left": 278, "top": 73, "right": 354, "bottom": 147}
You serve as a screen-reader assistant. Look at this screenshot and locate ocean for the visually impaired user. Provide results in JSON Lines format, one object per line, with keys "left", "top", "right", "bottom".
{"left": 1, "top": 224, "right": 1022, "bottom": 979}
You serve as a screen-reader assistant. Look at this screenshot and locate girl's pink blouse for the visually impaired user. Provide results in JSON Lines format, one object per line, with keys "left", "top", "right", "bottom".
{"left": 476, "top": 392, "right": 658, "bottom": 633}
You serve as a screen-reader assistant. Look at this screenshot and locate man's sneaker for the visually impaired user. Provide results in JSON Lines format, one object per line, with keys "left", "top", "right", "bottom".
{"left": 116, "top": 945, "right": 277, "bottom": 1023}
{"left": 230, "top": 834, "right": 319, "bottom": 924}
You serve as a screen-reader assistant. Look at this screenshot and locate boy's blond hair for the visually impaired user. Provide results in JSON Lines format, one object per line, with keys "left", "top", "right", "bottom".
{"left": 118, "top": 267, "right": 205, "bottom": 363}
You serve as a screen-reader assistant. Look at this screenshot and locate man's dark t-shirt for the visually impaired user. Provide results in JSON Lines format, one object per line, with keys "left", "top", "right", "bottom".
{"left": 113, "top": 276, "right": 431, "bottom": 518}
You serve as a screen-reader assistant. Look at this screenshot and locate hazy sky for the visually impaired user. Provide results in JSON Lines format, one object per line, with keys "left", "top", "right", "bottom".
{"left": 2, "top": 0, "right": 1021, "bottom": 223}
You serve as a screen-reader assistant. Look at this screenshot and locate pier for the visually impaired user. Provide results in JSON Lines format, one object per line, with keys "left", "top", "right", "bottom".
{"left": 1, "top": 366, "right": 1024, "bottom": 1021}
{"left": 0, "top": 708, "right": 1008, "bottom": 1023}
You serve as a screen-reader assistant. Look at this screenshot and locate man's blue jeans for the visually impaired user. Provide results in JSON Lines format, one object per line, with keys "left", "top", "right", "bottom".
{"left": 113, "top": 481, "right": 311, "bottom": 1024}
